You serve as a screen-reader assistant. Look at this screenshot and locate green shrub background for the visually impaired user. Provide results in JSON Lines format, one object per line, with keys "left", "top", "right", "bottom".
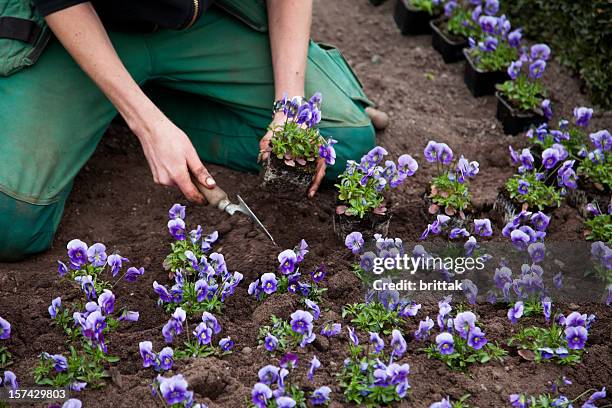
{"left": 502, "top": 1, "right": 612, "bottom": 109}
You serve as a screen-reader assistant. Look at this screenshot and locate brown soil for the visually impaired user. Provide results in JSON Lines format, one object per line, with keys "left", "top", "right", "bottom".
{"left": 1, "top": 1, "right": 611, "bottom": 407}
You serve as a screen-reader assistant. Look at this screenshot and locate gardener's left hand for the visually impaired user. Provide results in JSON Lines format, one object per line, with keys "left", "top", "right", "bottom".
{"left": 259, "top": 112, "right": 326, "bottom": 198}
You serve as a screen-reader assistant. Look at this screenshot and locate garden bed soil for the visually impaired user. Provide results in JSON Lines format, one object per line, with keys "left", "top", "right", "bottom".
{"left": 430, "top": 17, "right": 468, "bottom": 63}
{"left": 495, "top": 91, "right": 547, "bottom": 136}
{"left": 1, "top": 0, "right": 611, "bottom": 407}
{"left": 393, "top": 0, "right": 435, "bottom": 36}
{"left": 463, "top": 48, "right": 509, "bottom": 97}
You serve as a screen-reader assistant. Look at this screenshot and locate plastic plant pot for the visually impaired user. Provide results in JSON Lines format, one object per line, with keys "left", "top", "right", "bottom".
{"left": 463, "top": 48, "right": 509, "bottom": 97}
{"left": 369, "top": 0, "right": 388, "bottom": 5}
{"left": 430, "top": 17, "right": 468, "bottom": 63}
{"left": 495, "top": 91, "right": 547, "bottom": 136}
{"left": 393, "top": 0, "right": 435, "bottom": 35}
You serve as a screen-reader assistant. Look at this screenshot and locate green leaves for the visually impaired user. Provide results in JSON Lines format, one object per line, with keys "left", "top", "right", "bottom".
{"left": 578, "top": 153, "right": 612, "bottom": 191}
{"left": 447, "top": 9, "right": 479, "bottom": 39}
{"left": 469, "top": 41, "right": 519, "bottom": 72}
{"left": 508, "top": 324, "right": 583, "bottom": 365}
{"left": 336, "top": 167, "right": 385, "bottom": 218}
{"left": 339, "top": 357, "right": 405, "bottom": 407}
{"left": 431, "top": 173, "right": 472, "bottom": 212}
{"left": 497, "top": 76, "right": 546, "bottom": 113}
{"left": 0, "top": 346, "right": 11, "bottom": 369}
{"left": 342, "top": 302, "right": 403, "bottom": 335}
{"left": 505, "top": 172, "right": 562, "bottom": 210}
{"left": 33, "top": 344, "right": 113, "bottom": 389}
{"left": 424, "top": 336, "right": 507, "bottom": 371}
{"left": 408, "top": 0, "right": 436, "bottom": 15}
{"left": 584, "top": 214, "right": 612, "bottom": 243}
{"left": 270, "top": 121, "right": 325, "bottom": 162}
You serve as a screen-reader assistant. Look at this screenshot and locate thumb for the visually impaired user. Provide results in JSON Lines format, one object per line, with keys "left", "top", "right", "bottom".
{"left": 188, "top": 151, "right": 216, "bottom": 189}
{"left": 308, "top": 159, "right": 326, "bottom": 198}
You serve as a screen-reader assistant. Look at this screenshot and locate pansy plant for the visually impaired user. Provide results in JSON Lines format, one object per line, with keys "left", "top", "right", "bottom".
{"left": 160, "top": 204, "right": 243, "bottom": 315}
{"left": 335, "top": 146, "right": 418, "bottom": 218}
{"left": 250, "top": 357, "right": 328, "bottom": 408}
{"left": 419, "top": 298, "right": 506, "bottom": 370}
{"left": 577, "top": 128, "right": 611, "bottom": 192}
{"left": 508, "top": 302, "right": 595, "bottom": 365}
{"left": 35, "top": 286, "right": 138, "bottom": 390}
{"left": 443, "top": 0, "right": 499, "bottom": 39}
{"left": 258, "top": 308, "right": 318, "bottom": 354}
{"left": 497, "top": 43, "right": 551, "bottom": 113}
{"left": 467, "top": 14, "right": 520, "bottom": 72}
{"left": 0, "top": 316, "right": 11, "bottom": 369}
{"left": 160, "top": 308, "right": 233, "bottom": 359}
{"left": 57, "top": 239, "right": 145, "bottom": 296}
{"left": 509, "top": 376, "right": 606, "bottom": 408}
{"left": 270, "top": 92, "right": 337, "bottom": 167}
{"left": 505, "top": 143, "right": 578, "bottom": 210}
{"left": 249, "top": 240, "right": 327, "bottom": 302}
{"left": 151, "top": 374, "right": 207, "bottom": 408}
{"left": 339, "top": 327, "right": 411, "bottom": 407}
{"left": 509, "top": 386, "right": 606, "bottom": 408}
{"left": 424, "top": 140, "right": 479, "bottom": 217}
{"left": 583, "top": 204, "right": 612, "bottom": 243}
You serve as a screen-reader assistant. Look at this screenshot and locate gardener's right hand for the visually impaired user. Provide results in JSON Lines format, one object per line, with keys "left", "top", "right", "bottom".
{"left": 135, "top": 114, "right": 216, "bottom": 204}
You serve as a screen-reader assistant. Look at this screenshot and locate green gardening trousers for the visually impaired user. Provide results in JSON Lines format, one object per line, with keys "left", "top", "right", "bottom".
{"left": 0, "top": 7, "right": 376, "bottom": 261}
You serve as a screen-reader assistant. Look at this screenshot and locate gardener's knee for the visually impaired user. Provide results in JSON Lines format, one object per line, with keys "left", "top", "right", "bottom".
{"left": 0, "top": 192, "right": 64, "bottom": 261}
{"left": 322, "top": 123, "right": 376, "bottom": 180}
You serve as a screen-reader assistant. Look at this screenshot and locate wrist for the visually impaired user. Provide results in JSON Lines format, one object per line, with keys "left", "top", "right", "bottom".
{"left": 122, "top": 98, "right": 165, "bottom": 142}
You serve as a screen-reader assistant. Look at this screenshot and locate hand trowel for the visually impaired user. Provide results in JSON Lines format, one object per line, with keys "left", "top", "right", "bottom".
{"left": 193, "top": 180, "right": 277, "bottom": 246}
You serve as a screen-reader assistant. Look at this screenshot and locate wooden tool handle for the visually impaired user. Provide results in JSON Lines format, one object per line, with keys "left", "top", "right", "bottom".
{"left": 192, "top": 178, "right": 230, "bottom": 210}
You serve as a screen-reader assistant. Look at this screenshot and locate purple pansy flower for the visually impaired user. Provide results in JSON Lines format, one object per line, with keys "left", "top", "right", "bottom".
{"left": 508, "top": 301, "right": 524, "bottom": 324}
{"left": 67, "top": 239, "right": 88, "bottom": 269}
{"left": 436, "top": 332, "right": 454, "bottom": 355}
{"left": 87, "top": 243, "right": 107, "bottom": 267}
{"left": 290, "top": 310, "right": 313, "bottom": 335}
{"left": 168, "top": 204, "right": 186, "bottom": 220}
{"left": 310, "top": 386, "right": 331, "bottom": 405}
{"left": 167, "top": 218, "right": 186, "bottom": 241}
{"left": 278, "top": 249, "right": 297, "bottom": 275}
{"left": 573, "top": 106, "right": 593, "bottom": 127}
{"left": 565, "top": 326, "right": 588, "bottom": 349}
{"left": 345, "top": 231, "right": 364, "bottom": 254}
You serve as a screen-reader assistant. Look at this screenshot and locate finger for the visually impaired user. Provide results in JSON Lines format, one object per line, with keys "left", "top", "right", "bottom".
{"left": 308, "top": 159, "right": 326, "bottom": 198}
{"left": 187, "top": 151, "right": 216, "bottom": 189}
{"left": 259, "top": 132, "right": 273, "bottom": 162}
{"left": 175, "top": 166, "right": 205, "bottom": 204}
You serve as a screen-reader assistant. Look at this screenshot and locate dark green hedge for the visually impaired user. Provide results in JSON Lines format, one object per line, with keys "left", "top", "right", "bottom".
{"left": 502, "top": 1, "right": 612, "bottom": 109}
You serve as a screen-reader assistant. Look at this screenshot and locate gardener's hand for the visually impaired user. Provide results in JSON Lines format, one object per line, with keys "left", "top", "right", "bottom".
{"left": 258, "top": 111, "right": 287, "bottom": 163}
{"left": 259, "top": 112, "right": 326, "bottom": 198}
{"left": 136, "top": 114, "right": 216, "bottom": 204}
